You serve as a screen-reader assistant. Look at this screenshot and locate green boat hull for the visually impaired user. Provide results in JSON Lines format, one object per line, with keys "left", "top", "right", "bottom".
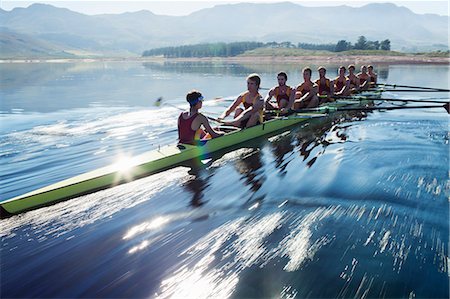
{"left": 1, "top": 91, "right": 381, "bottom": 217}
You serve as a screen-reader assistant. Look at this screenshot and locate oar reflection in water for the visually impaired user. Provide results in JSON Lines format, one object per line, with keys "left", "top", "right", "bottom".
{"left": 178, "top": 105, "right": 373, "bottom": 208}
{"left": 183, "top": 168, "right": 209, "bottom": 208}
{"left": 233, "top": 148, "right": 266, "bottom": 193}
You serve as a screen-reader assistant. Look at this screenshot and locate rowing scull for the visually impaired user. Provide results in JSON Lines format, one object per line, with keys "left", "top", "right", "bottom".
{"left": 0, "top": 90, "right": 381, "bottom": 217}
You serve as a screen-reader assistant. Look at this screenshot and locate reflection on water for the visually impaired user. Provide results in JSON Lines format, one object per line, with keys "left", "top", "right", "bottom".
{"left": 234, "top": 149, "right": 265, "bottom": 192}
{"left": 0, "top": 168, "right": 187, "bottom": 239}
{"left": 1, "top": 62, "right": 448, "bottom": 298}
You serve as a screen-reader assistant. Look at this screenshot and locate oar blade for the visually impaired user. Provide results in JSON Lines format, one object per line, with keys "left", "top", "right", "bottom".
{"left": 444, "top": 103, "right": 450, "bottom": 114}
{"left": 154, "top": 97, "right": 163, "bottom": 107}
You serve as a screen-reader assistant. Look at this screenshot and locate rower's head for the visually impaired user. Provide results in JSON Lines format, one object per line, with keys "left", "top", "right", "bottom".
{"left": 247, "top": 73, "right": 261, "bottom": 92}
{"left": 302, "top": 67, "right": 312, "bottom": 80}
{"left": 361, "top": 65, "right": 367, "bottom": 73}
{"left": 348, "top": 64, "right": 355, "bottom": 73}
{"left": 338, "top": 66, "right": 346, "bottom": 76}
{"left": 277, "top": 72, "right": 288, "bottom": 86}
{"left": 318, "top": 66, "right": 326, "bottom": 77}
{"left": 186, "top": 90, "right": 204, "bottom": 108}
{"left": 367, "top": 65, "right": 374, "bottom": 73}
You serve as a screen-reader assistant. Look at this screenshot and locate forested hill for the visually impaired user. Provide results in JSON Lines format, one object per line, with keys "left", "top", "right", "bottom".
{"left": 142, "top": 38, "right": 392, "bottom": 58}
{"left": 1, "top": 2, "right": 448, "bottom": 58}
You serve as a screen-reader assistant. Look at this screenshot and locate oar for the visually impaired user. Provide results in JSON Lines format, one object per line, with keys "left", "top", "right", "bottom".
{"left": 153, "top": 97, "right": 224, "bottom": 123}
{"left": 334, "top": 96, "right": 449, "bottom": 104}
{"left": 381, "top": 89, "right": 449, "bottom": 93}
{"left": 376, "top": 83, "right": 450, "bottom": 92}
{"left": 290, "top": 103, "right": 450, "bottom": 114}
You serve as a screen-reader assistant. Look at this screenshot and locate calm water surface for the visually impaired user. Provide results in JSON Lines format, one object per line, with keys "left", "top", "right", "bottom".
{"left": 0, "top": 61, "right": 449, "bottom": 298}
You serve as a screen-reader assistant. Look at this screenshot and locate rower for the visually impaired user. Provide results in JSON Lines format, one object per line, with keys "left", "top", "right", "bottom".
{"left": 334, "top": 66, "right": 351, "bottom": 96}
{"left": 357, "top": 65, "right": 371, "bottom": 90}
{"left": 178, "top": 90, "right": 224, "bottom": 145}
{"left": 367, "top": 65, "right": 378, "bottom": 86}
{"left": 265, "top": 71, "right": 295, "bottom": 114}
{"left": 347, "top": 64, "right": 360, "bottom": 94}
{"left": 315, "top": 66, "right": 334, "bottom": 102}
{"left": 219, "top": 73, "right": 264, "bottom": 128}
{"left": 293, "top": 67, "right": 319, "bottom": 109}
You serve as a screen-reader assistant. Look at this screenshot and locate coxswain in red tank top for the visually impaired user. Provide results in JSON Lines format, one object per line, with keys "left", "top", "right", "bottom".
{"left": 177, "top": 90, "right": 224, "bottom": 145}
{"left": 178, "top": 112, "right": 199, "bottom": 144}
{"left": 265, "top": 72, "right": 295, "bottom": 114}
{"left": 219, "top": 73, "right": 264, "bottom": 128}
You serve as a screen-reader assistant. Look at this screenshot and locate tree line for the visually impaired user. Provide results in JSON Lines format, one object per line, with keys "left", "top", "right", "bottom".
{"left": 142, "top": 36, "right": 391, "bottom": 57}
{"left": 335, "top": 36, "right": 390, "bottom": 51}
{"left": 142, "top": 42, "right": 264, "bottom": 58}
{"left": 283, "top": 36, "right": 391, "bottom": 52}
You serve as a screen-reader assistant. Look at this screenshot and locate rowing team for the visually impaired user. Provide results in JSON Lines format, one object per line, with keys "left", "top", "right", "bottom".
{"left": 178, "top": 65, "right": 378, "bottom": 145}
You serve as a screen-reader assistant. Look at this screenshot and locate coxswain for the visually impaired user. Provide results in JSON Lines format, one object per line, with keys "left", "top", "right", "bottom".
{"left": 219, "top": 73, "right": 264, "bottom": 128}
{"left": 334, "top": 66, "right": 351, "bottom": 96}
{"left": 178, "top": 90, "right": 224, "bottom": 145}
{"left": 293, "top": 67, "right": 319, "bottom": 109}
{"left": 265, "top": 71, "right": 295, "bottom": 114}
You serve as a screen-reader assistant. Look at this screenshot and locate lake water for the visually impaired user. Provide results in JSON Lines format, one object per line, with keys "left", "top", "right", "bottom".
{"left": 1, "top": 61, "right": 449, "bottom": 298}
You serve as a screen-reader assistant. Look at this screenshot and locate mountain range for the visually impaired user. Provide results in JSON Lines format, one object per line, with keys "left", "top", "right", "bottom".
{"left": 0, "top": 2, "right": 448, "bottom": 58}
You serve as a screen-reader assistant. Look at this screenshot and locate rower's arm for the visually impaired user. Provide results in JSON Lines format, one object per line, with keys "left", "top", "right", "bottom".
{"left": 264, "top": 88, "right": 275, "bottom": 103}
{"left": 228, "top": 96, "right": 264, "bottom": 125}
{"left": 220, "top": 95, "right": 242, "bottom": 119}
{"left": 287, "top": 87, "right": 296, "bottom": 109}
{"left": 294, "top": 84, "right": 303, "bottom": 99}
{"left": 336, "top": 78, "right": 350, "bottom": 95}
{"left": 199, "top": 114, "right": 224, "bottom": 138}
{"left": 252, "top": 96, "right": 264, "bottom": 111}
{"left": 345, "top": 78, "right": 351, "bottom": 89}
{"left": 353, "top": 77, "right": 360, "bottom": 91}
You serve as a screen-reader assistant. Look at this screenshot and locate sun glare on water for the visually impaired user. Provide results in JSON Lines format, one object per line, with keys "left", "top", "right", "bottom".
{"left": 111, "top": 154, "right": 143, "bottom": 183}
{"left": 113, "top": 155, "right": 135, "bottom": 173}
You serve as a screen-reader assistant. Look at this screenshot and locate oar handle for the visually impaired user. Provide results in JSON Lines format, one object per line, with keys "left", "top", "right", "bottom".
{"left": 153, "top": 97, "right": 225, "bottom": 122}
{"left": 206, "top": 116, "right": 225, "bottom": 123}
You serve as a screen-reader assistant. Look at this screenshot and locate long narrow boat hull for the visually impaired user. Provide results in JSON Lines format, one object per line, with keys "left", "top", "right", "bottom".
{"left": 1, "top": 90, "right": 381, "bottom": 217}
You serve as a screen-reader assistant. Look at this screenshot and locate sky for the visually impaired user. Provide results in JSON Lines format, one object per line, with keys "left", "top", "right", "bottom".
{"left": 1, "top": 0, "right": 449, "bottom": 16}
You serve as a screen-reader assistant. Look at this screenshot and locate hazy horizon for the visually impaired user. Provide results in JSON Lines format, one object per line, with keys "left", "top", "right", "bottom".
{"left": 1, "top": 0, "right": 449, "bottom": 17}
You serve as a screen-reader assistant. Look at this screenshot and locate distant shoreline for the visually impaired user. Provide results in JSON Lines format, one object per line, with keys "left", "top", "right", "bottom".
{"left": 1, "top": 54, "right": 449, "bottom": 65}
